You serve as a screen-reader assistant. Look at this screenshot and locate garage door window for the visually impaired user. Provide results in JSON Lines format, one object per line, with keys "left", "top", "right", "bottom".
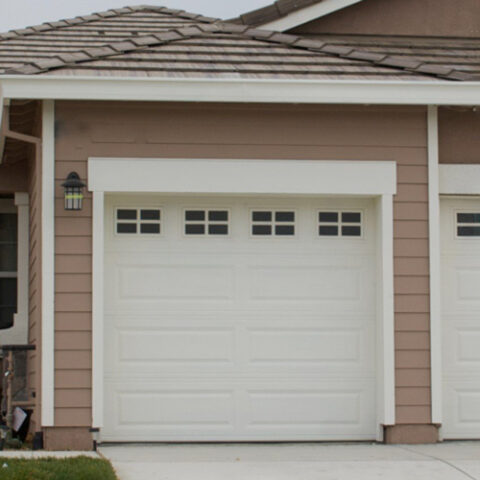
{"left": 116, "top": 208, "right": 161, "bottom": 235}
{"left": 456, "top": 212, "right": 480, "bottom": 237}
{"left": 318, "top": 211, "right": 362, "bottom": 237}
{"left": 251, "top": 210, "right": 295, "bottom": 236}
{"left": 184, "top": 209, "right": 229, "bottom": 236}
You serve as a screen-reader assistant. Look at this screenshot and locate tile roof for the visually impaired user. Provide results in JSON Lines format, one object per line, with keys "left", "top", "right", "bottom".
{"left": 231, "top": 0, "right": 325, "bottom": 27}
{"left": 0, "top": 5, "right": 475, "bottom": 81}
{"left": 0, "top": 5, "right": 218, "bottom": 73}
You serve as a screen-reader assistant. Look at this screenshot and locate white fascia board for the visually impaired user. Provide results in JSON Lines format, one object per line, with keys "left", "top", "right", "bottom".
{"left": 439, "top": 164, "right": 480, "bottom": 195}
{"left": 261, "top": 0, "right": 363, "bottom": 31}
{"left": 1, "top": 76, "right": 480, "bottom": 106}
{"left": 88, "top": 158, "right": 396, "bottom": 196}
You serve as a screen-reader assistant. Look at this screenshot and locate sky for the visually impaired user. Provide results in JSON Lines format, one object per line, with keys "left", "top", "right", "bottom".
{"left": 0, "top": 0, "right": 273, "bottom": 33}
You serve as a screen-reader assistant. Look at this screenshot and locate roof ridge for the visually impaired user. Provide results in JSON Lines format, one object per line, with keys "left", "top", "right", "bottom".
{"left": 3, "top": 21, "right": 467, "bottom": 81}
{"left": 0, "top": 5, "right": 219, "bottom": 43}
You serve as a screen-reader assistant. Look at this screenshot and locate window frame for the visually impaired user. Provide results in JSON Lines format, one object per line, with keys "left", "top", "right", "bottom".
{"left": 249, "top": 208, "right": 297, "bottom": 238}
{"left": 114, "top": 206, "right": 163, "bottom": 237}
{"left": 317, "top": 208, "right": 364, "bottom": 239}
{"left": 455, "top": 209, "right": 480, "bottom": 239}
{"left": 182, "top": 207, "right": 231, "bottom": 237}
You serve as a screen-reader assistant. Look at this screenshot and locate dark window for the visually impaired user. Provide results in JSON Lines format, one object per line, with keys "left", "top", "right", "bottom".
{"left": 209, "top": 224, "right": 228, "bottom": 235}
{"left": 0, "top": 276, "right": 16, "bottom": 329}
{"left": 342, "top": 212, "right": 361, "bottom": 223}
{"left": 185, "top": 224, "right": 205, "bottom": 235}
{"left": 458, "top": 226, "right": 480, "bottom": 237}
{"left": 141, "top": 209, "right": 160, "bottom": 221}
{"left": 140, "top": 223, "right": 160, "bottom": 234}
{"left": 342, "top": 226, "right": 362, "bottom": 237}
{"left": 275, "top": 211, "right": 295, "bottom": 222}
{"left": 117, "top": 209, "right": 137, "bottom": 220}
{"left": 252, "top": 225, "right": 272, "bottom": 236}
{"left": 275, "top": 225, "right": 295, "bottom": 236}
{"left": 319, "top": 212, "right": 338, "bottom": 223}
{"left": 117, "top": 223, "right": 137, "bottom": 234}
{"left": 252, "top": 211, "right": 272, "bottom": 222}
{"left": 209, "top": 211, "right": 228, "bottom": 222}
{"left": 319, "top": 225, "right": 338, "bottom": 236}
{"left": 185, "top": 210, "right": 205, "bottom": 221}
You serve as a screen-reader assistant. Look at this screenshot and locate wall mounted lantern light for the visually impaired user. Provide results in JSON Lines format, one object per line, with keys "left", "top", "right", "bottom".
{"left": 62, "top": 172, "right": 86, "bottom": 211}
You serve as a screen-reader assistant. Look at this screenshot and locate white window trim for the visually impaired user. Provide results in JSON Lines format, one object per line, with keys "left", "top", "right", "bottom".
{"left": 318, "top": 209, "right": 364, "bottom": 239}
{"left": 89, "top": 157, "right": 396, "bottom": 440}
{"left": 183, "top": 208, "right": 231, "bottom": 237}
{"left": 41, "top": 100, "right": 55, "bottom": 427}
{"left": 250, "top": 208, "right": 297, "bottom": 238}
{"left": 260, "top": 0, "right": 364, "bottom": 31}
{"left": 114, "top": 206, "right": 163, "bottom": 237}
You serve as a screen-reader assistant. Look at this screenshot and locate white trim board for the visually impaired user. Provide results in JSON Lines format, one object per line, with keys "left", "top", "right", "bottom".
{"left": 428, "top": 106, "right": 442, "bottom": 426}
{"left": 89, "top": 157, "right": 396, "bottom": 435}
{"left": 2, "top": 76, "right": 480, "bottom": 106}
{"left": 41, "top": 100, "right": 55, "bottom": 427}
{"left": 439, "top": 164, "right": 480, "bottom": 195}
{"left": 261, "top": 0, "right": 364, "bottom": 31}
{"left": 88, "top": 158, "right": 397, "bottom": 195}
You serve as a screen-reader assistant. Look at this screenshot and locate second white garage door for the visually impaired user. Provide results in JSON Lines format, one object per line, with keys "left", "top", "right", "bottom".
{"left": 103, "top": 195, "right": 377, "bottom": 442}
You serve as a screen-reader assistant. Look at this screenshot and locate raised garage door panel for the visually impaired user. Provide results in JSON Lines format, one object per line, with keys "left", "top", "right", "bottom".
{"left": 103, "top": 195, "right": 377, "bottom": 441}
{"left": 441, "top": 198, "right": 480, "bottom": 439}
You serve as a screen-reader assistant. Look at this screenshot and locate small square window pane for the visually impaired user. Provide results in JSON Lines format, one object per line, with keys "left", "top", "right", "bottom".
{"left": 319, "top": 212, "right": 338, "bottom": 223}
{"left": 0, "top": 214, "right": 17, "bottom": 242}
{"left": 457, "top": 213, "right": 480, "bottom": 224}
{"left": 275, "top": 225, "right": 295, "bottom": 236}
{"left": 342, "top": 212, "right": 361, "bottom": 223}
{"left": 252, "top": 225, "right": 272, "bottom": 236}
{"left": 117, "top": 209, "right": 137, "bottom": 220}
{"left": 0, "top": 244, "right": 17, "bottom": 271}
{"left": 319, "top": 225, "right": 338, "bottom": 236}
{"left": 209, "top": 211, "right": 228, "bottom": 222}
{"left": 185, "top": 210, "right": 205, "bottom": 221}
{"left": 209, "top": 224, "right": 228, "bottom": 235}
{"left": 140, "top": 223, "right": 160, "bottom": 234}
{"left": 275, "top": 211, "right": 295, "bottom": 222}
{"left": 252, "top": 211, "right": 272, "bottom": 222}
{"left": 0, "top": 278, "right": 17, "bottom": 305}
{"left": 141, "top": 210, "right": 160, "bottom": 221}
{"left": 185, "top": 224, "right": 205, "bottom": 235}
{"left": 458, "top": 226, "right": 480, "bottom": 237}
{"left": 342, "top": 226, "right": 362, "bottom": 237}
{"left": 117, "top": 223, "right": 137, "bottom": 234}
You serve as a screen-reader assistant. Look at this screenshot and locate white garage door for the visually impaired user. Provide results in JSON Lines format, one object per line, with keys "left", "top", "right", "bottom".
{"left": 441, "top": 198, "right": 480, "bottom": 439}
{"left": 103, "top": 195, "right": 377, "bottom": 442}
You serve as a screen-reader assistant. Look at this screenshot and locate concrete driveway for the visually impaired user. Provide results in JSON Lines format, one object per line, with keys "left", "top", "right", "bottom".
{"left": 99, "top": 442, "right": 480, "bottom": 480}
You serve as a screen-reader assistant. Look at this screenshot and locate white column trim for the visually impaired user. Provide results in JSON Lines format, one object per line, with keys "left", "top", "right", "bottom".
{"left": 376, "top": 194, "right": 396, "bottom": 440}
{"left": 14, "top": 192, "right": 29, "bottom": 344}
{"left": 428, "top": 106, "right": 442, "bottom": 425}
{"left": 92, "top": 191, "right": 104, "bottom": 428}
{"left": 41, "top": 100, "right": 55, "bottom": 427}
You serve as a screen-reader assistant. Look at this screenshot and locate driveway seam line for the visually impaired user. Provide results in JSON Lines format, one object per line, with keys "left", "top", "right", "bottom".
{"left": 395, "top": 445, "right": 478, "bottom": 480}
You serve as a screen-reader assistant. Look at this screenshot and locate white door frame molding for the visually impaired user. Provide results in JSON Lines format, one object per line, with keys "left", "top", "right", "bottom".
{"left": 88, "top": 157, "right": 397, "bottom": 438}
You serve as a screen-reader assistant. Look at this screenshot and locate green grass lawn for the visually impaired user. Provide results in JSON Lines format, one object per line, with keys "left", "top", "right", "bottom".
{"left": 0, "top": 456, "right": 118, "bottom": 480}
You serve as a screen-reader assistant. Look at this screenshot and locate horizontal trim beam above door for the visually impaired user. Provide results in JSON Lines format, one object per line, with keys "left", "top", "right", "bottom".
{"left": 88, "top": 158, "right": 397, "bottom": 196}
{"left": 440, "top": 164, "right": 480, "bottom": 195}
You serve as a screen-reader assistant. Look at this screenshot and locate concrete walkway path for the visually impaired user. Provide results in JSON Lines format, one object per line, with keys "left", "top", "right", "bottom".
{"left": 99, "top": 442, "right": 480, "bottom": 480}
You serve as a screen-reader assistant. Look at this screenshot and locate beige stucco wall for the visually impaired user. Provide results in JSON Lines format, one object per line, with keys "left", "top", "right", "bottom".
{"left": 51, "top": 101, "right": 432, "bottom": 447}
{"left": 291, "top": 0, "right": 480, "bottom": 37}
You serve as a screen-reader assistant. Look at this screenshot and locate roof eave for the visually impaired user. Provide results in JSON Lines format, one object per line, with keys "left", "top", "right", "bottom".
{"left": 1, "top": 75, "right": 479, "bottom": 106}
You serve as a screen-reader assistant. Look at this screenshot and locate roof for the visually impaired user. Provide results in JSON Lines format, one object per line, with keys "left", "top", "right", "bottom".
{"left": 0, "top": 4, "right": 476, "bottom": 82}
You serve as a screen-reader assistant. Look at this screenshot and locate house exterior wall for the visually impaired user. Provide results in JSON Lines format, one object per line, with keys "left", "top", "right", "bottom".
{"left": 290, "top": 0, "right": 480, "bottom": 37}
{"left": 49, "top": 101, "right": 433, "bottom": 448}
{"left": 0, "top": 161, "right": 28, "bottom": 193}
{"left": 439, "top": 108, "right": 480, "bottom": 165}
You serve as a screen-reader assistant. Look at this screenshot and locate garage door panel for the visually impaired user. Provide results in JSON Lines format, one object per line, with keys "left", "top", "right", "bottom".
{"left": 103, "top": 195, "right": 377, "bottom": 441}
{"left": 442, "top": 198, "right": 480, "bottom": 439}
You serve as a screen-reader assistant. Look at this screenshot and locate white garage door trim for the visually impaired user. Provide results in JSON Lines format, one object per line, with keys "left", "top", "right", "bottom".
{"left": 88, "top": 158, "right": 396, "bottom": 441}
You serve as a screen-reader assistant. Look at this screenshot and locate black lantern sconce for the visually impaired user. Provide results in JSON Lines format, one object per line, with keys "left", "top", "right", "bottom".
{"left": 62, "top": 172, "right": 86, "bottom": 211}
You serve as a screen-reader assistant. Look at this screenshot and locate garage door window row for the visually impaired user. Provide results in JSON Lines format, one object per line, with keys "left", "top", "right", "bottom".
{"left": 115, "top": 207, "right": 363, "bottom": 238}
{"left": 457, "top": 212, "right": 480, "bottom": 237}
